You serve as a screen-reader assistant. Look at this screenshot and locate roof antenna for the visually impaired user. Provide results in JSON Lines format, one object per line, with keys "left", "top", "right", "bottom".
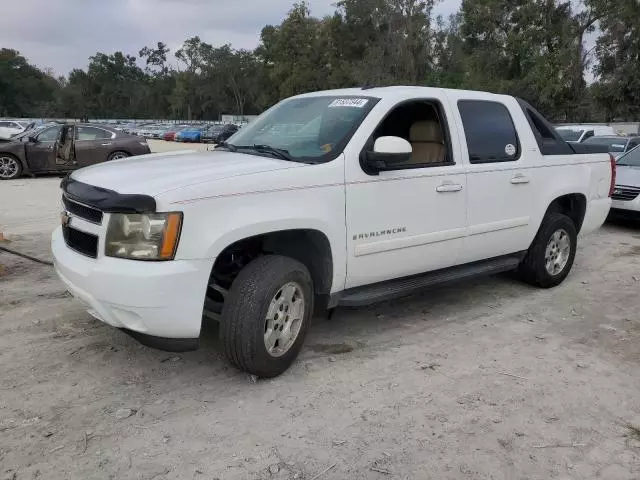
{"left": 361, "top": 85, "right": 377, "bottom": 90}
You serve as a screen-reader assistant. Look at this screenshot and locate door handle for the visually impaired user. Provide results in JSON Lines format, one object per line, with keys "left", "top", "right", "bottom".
{"left": 101, "top": 143, "right": 112, "bottom": 146}
{"left": 511, "top": 174, "right": 530, "bottom": 184}
{"left": 436, "top": 183, "right": 463, "bottom": 193}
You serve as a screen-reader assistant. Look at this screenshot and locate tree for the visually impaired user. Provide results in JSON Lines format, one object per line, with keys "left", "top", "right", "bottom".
{"left": 591, "top": 0, "right": 640, "bottom": 121}
{"left": 0, "top": 49, "right": 60, "bottom": 117}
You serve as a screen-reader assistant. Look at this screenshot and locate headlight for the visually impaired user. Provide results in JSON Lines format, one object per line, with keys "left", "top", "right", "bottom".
{"left": 105, "top": 212, "right": 182, "bottom": 261}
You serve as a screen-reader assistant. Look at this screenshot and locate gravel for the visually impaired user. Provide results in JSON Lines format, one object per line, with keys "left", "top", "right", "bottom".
{"left": 1, "top": 173, "right": 640, "bottom": 479}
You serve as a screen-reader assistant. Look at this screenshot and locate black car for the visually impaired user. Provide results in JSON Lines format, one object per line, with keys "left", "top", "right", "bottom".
{"left": 201, "top": 124, "right": 238, "bottom": 144}
{"left": 0, "top": 124, "right": 151, "bottom": 180}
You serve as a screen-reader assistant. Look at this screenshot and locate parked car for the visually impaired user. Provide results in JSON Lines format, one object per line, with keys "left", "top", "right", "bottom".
{"left": 136, "top": 124, "right": 165, "bottom": 138}
{"left": 52, "top": 87, "right": 613, "bottom": 378}
{"left": 555, "top": 125, "right": 617, "bottom": 143}
{"left": 0, "top": 120, "right": 30, "bottom": 141}
{"left": 163, "top": 125, "right": 190, "bottom": 141}
{"left": 610, "top": 145, "right": 640, "bottom": 220}
{"left": 175, "top": 125, "right": 206, "bottom": 143}
{"left": 201, "top": 124, "right": 238, "bottom": 144}
{"left": 581, "top": 135, "right": 640, "bottom": 158}
{"left": 0, "top": 124, "right": 151, "bottom": 180}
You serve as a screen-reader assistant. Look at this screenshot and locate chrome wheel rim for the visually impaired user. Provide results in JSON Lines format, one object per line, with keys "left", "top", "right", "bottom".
{"left": 264, "top": 282, "right": 305, "bottom": 358}
{"left": 545, "top": 228, "right": 571, "bottom": 276}
{"left": 110, "top": 153, "right": 128, "bottom": 160}
{"left": 0, "top": 156, "right": 18, "bottom": 179}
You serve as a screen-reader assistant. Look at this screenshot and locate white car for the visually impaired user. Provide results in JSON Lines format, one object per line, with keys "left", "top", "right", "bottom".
{"left": 52, "top": 87, "right": 614, "bottom": 377}
{"left": 611, "top": 146, "right": 640, "bottom": 219}
{"left": 0, "top": 120, "right": 29, "bottom": 140}
{"left": 555, "top": 124, "right": 617, "bottom": 143}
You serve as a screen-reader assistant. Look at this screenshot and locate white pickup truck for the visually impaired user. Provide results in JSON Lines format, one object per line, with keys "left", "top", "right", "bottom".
{"left": 52, "top": 87, "right": 615, "bottom": 377}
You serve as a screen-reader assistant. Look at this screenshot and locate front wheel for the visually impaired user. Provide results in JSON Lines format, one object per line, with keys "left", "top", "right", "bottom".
{"left": 220, "top": 255, "right": 314, "bottom": 378}
{"left": 518, "top": 213, "right": 577, "bottom": 288}
{"left": 0, "top": 154, "right": 22, "bottom": 180}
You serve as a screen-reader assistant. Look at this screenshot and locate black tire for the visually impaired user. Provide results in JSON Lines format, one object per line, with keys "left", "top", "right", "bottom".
{"left": 107, "top": 151, "right": 130, "bottom": 161}
{"left": 220, "top": 255, "right": 314, "bottom": 378}
{"left": 0, "top": 154, "right": 22, "bottom": 180}
{"left": 518, "top": 213, "right": 578, "bottom": 288}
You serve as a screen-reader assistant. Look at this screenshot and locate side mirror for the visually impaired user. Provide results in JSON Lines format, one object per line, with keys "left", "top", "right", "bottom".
{"left": 365, "top": 136, "right": 412, "bottom": 170}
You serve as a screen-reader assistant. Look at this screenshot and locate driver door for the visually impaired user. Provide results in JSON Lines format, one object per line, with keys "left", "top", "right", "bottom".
{"left": 24, "top": 126, "right": 62, "bottom": 172}
{"left": 344, "top": 96, "right": 468, "bottom": 288}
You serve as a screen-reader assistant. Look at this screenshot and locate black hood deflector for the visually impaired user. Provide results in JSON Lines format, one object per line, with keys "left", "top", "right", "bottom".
{"left": 61, "top": 176, "right": 156, "bottom": 213}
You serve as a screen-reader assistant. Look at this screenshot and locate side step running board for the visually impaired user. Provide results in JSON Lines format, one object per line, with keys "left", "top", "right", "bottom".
{"left": 334, "top": 254, "right": 524, "bottom": 308}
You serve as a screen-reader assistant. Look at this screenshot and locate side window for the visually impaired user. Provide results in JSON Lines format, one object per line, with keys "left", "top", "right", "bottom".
{"left": 583, "top": 130, "right": 594, "bottom": 140}
{"left": 0, "top": 122, "right": 9, "bottom": 128}
{"left": 458, "top": 100, "right": 520, "bottom": 163}
{"left": 76, "top": 127, "right": 112, "bottom": 141}
{"left": 367, "top": 100, "right": 451, "bottom": 169}
{"left": 627, "top": 141, "right": 638, "bottom": 151}
{"left": 36, "top": 127, "right": 61, "bottom": 142}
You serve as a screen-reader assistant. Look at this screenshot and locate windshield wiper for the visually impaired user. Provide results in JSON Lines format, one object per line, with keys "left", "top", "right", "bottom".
{"left": 235, "top": 144, "right": 295, "bottom": 162}
{"left": 215, "top": 141, "right": 237, "bottom": 152}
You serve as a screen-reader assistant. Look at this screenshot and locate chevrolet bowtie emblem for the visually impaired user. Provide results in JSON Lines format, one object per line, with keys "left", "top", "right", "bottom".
{"left": 61, "top": 211, "right": 71, "bottom": 227}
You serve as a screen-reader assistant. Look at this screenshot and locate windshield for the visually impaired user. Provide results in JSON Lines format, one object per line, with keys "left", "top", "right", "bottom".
{"left": 617, "top": 145, "right": 640, "bottom": 167}
{"left": 582, "top": 137, "right": 628, "bottom": 152}
{"left": 11, "top": 125, "right": 46, "bottom": 140}
{"left": 224, "top": 95, "right": 378, "bottom": 162}
{"left": 556, "top": 128, "right": 584, "bottom": 142}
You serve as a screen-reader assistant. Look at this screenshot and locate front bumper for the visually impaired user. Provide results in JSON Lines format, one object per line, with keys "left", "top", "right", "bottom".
{"left": 611, "top": 196, "right": 640, "bottom": 214}
{"left": 52, "top": 227, "right": 212, "bottom": 345}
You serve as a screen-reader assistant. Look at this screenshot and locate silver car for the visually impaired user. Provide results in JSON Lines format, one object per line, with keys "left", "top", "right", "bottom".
{"left": 610, "top": 146, "right": 640, "bottom": 220}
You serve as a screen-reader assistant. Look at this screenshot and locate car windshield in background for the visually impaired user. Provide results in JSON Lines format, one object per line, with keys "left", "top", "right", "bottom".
{"left": 617, "top": 146, "right": 640, "bottom": 167}
{"left": 223, "top": 96, "right": 378, "bottom": 163}
{"left": 582, "top": 137, "right": 628, "bottom": 152}
{"left": 556, "top": 129, "right": 583, "bottom": 142}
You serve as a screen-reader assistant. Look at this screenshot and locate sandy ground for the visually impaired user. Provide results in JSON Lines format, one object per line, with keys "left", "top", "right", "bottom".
{"left": 1, "top": 154, "right": 640, "bottom": 479}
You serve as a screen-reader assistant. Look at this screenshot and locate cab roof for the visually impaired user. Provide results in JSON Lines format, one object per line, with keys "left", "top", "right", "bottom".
{"left": 292, "top": 85, "right": 514, "bottom": 102}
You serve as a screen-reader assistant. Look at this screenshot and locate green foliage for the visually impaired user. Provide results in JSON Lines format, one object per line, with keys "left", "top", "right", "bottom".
{"left": 1, "top": 0, "right": 639, "bottom": 121}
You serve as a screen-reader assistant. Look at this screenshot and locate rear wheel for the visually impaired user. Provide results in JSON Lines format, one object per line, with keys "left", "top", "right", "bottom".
{"left": 518, "top": 213, "right": 577, "bottom": 288}
{"left": 220, "top": 255, "right": 314, "bottom": 378}
{"left": 0, "top": 154, "right": 22, "bottom": 180}
{"left": 107, "top": 151, "right": 130, "bottom": 161}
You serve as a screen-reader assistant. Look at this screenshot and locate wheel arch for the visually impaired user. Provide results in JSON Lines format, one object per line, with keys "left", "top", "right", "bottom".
{"left": 544, "top": 193, "right": 587, "bottom": 233}
{"left": 210, "top": 228, "right": 335, "bottom": 296}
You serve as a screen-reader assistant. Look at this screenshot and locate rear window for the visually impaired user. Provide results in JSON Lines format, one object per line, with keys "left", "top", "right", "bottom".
{"left": 458, "top": 100, "right": 520, "bottom": 163}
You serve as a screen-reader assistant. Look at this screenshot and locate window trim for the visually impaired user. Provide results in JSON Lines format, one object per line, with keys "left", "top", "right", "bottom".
{"left": 457, "top": 99, "right": 522, "bottom": 164}
{"left": 359, "top": 98, "right": 456, "bottom": 175}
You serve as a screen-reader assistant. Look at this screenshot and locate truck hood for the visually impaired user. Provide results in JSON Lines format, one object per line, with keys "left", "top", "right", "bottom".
{"left": 616, "top": 165, "right": 640, "bottom": 187}
{"left": 70, "top": 150, "right": 303, "bottom": 195}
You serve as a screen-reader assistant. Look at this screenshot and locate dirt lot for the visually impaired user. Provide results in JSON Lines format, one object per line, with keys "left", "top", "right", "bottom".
{"left": 1, "top": 167, "right": 640, "bottom": 478}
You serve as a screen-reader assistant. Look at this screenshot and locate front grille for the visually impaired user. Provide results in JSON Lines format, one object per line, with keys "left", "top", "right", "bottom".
{"left": 612, "top": 185, "right": 640, "bottom": 202}
{"left": 62, "top": 225, "right": 99, "bottom": 258}
{"left": 62, "top": 195, "right": 103, "bottom": 224}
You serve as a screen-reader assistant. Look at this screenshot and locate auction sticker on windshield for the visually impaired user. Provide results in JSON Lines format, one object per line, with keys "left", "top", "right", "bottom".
{"left": 329, "top": 98, "right": 369, "bottom": 108}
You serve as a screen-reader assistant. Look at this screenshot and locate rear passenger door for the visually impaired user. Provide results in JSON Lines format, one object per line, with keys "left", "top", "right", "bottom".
{"left": 452, "top": 98, "right": 534, "bottom": 263}
{"left": 75, "top": 126, "right": 115, "bottom": 167}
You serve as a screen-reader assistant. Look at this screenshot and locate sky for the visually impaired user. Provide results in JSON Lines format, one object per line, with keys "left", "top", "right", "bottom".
{"left": 2, "top": 0, "right": 461, "bottom": 76}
